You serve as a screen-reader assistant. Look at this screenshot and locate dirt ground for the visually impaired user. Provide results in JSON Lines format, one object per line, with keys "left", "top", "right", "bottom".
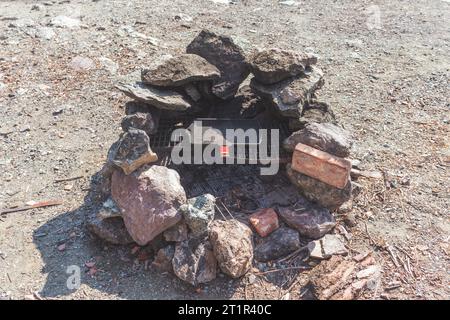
{"left": 0, "top": 0, "right": 448, "bottom": 300}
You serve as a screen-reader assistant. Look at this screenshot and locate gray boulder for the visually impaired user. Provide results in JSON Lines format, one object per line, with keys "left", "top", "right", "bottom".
{"left": 277, "top": 198, "right": 336, "bottom": 239}
{"left": 186, "top": 29, "right": 249, "bottom": 100}
{"left": 251, "top": 66, "right": 324, "bottom": 118}
{"left": 121, "top": 110, "right": 160, "bottom": 135}
{"left": 308, "top": 234, "right": 348, "bottom": 259}
{"left": 254, "top": 227, "right": 300, "bottom": 262}
{"left": 288, "top": 101, "right": 337, "bottom": 131}
{"left": 172, "top": 237, "right": 217, "bottom": 286}
{"left": 86, "top": 207, "right": 134, "bottom": 245}
{"left": 286, "top": 164, "right": 352, "bottom": 210}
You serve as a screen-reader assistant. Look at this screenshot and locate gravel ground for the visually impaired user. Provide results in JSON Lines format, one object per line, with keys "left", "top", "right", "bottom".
{"left": 0, "top": 0, "right": 449, "bottom": 300}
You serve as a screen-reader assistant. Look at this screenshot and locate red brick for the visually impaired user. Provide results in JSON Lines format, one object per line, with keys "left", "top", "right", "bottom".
{"left": 249, "top": 208, "right": 279, "bottom": 237}
{"left": 291, "top": 143, "right": 351, "bottom": 189}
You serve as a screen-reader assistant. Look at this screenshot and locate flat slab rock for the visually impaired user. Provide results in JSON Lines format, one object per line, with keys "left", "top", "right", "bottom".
{"left": 186, "top": 29, "right": 250, "bottom": 100}
{"left": 141, "top": 53, "right": 220, "bottom": 87}
{"left": 286, "top": 164, "right": 352, "bottom": 210}
{"left": 308, "top": 234, "right": 348, "bottom": 259}
{"left": 250, "top": 48, "right": 317, "bottom": 84}
{"left": 277, "top": 198, "right": 335, "bottom": 239}
{"left": 283, "top": 122, "right": 352, "bottom": 157}
{"left": 111, "top": 165, "right": 187, "bottom": 245}
{"left": 254, "top": 227, "right": 301, "bottom": 262}
{"left": 116, "top": 82, "right": 192, "bottom": 111}
{"left": 112, "top": 128, "right": 158, "bottom": 175}
{"left": 251, "top": 66, "right": 324, "bottom": 118}
{"left": 172, "top": 237, "right": 217, "bottom": 286}
{"left": 209, "top": 220, "right": 254, "bottom": 278}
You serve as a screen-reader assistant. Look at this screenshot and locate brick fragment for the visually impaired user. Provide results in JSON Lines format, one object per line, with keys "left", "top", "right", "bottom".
{"left": 249, "top": 208, "right": 279, "bottom": 237}
{"left": 291, "top": 143, "right": 351, "bottom": 189}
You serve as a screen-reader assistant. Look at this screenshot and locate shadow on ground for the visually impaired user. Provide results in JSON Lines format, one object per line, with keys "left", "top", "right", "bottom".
{"left": 32, "top": 168, "right": 239, "bottom": 300}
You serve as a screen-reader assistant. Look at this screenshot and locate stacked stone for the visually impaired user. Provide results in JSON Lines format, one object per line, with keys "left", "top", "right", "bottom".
{"left": 87, "top": 30, "right": 256, "bottom": 287}
{"left": 87, "top": 29, "right": 356, "bottom": 287}
{"left": 248, "top": 48, "right": 354, "bottom": 211}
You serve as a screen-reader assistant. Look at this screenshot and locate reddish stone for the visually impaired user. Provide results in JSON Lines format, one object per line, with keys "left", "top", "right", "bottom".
{"left": 111, "top": 165, "right": 186, "bottom": 245}
{"left": 249, "top": 208, "right": 279, "bottom": 237}
{"left": 291, "top": 143, "right": 351, "bottom": 189}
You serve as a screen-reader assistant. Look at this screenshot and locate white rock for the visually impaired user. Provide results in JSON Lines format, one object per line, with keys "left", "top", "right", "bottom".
{"left": 279, "top": 0, "right": 299, "bottom": 6}
{"left": 69, "top": 56, "right": 94, "bottom": 71}
{"left": 210, "top": 0, "right": 231, "bottom": 4}
{"left": 8, "top": 19, "right": 36, "bottom": 29}
{"left": 35, "top": 27, "right": 55, "bottom": 40}
{"left": 321, "top": 234, "right": 348, "bottom": 257}
{"left": 50, "top": 16, "right": 81, "bottom": 29}
{"left": 356, "top": 265, "right": 381, "bottom": 279}
{"left": 99, "top": 57, "right": 119, "bottom": 74}
{"left": 308, "top": 234, "right": 348, "bottom": 259}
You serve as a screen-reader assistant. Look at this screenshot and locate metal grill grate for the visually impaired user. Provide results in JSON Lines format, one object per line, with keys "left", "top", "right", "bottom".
{"left": 150, "top": 116, "right": 291, "bottom": 163}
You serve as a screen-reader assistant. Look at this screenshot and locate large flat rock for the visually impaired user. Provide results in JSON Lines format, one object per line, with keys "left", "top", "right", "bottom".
{"left": 141, "top": 53, "right": 220, "bottom": 87}
{"left": 116, "top": 82, "right": 192, "bottom": 111}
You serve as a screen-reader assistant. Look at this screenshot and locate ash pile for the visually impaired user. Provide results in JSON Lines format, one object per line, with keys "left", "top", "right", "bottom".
{"left": 87, "top": 30, "right": 380, "bottom": 298}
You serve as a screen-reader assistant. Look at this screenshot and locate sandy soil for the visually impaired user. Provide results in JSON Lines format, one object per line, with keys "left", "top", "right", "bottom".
{"left": 0, "top": 0, "right": 449, "bottom": 300}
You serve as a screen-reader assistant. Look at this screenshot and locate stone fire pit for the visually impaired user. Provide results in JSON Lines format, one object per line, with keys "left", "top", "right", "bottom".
{"left": 87, "top": 29, "right": 357, "bottom": 287}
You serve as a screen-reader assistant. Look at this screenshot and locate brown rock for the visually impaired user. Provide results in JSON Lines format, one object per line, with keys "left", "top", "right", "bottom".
{"left": 163, "top": 222, "right": 188, "bottom": 242}
{"left": 186, "top": 29, "right": 249, "bottom": 100}
{"left": 286, "top": 164, "right": 352, "bottom": 210}
{"left": 283, "top": 122, "right": 352, "bottom": 157}
{"left": 277, "top": 198, "right": 335, "bottom": 239}
{"left": 249, "top": 208, "right": 279, "bottom": 237}
{"left": 112, "top": 128, "right": 158, "bottom": 175}
{"left": 152, "top": 245, "right": 175, "bottom": 272}
{"left": 141, "top": 54, "right": 220, "bottom": 87}
{"left": 309, "top": 255, "right": 357, "bottom": 300}
{"left": 291, "top": 143, "right": 351, "bottom": 189}
{"left": 288, "top": 101, "right": 337, "bottom": 131}
{"left": 251, "top": 66, "right": 324, "bottom": 118}
{"left": 209, "top": 220, "right": 254, "bottom": 278}
{"left": 111, "top": 165, "right": 187, "bottom": 245}
{"left": 172, "top": 237, "right": 217, "bottom": 286}
{"left": 250, "top": 48, "right": 317, "bottom": 84}
{"left": 121, "top": 111, "right": 160, "bottom": 135}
